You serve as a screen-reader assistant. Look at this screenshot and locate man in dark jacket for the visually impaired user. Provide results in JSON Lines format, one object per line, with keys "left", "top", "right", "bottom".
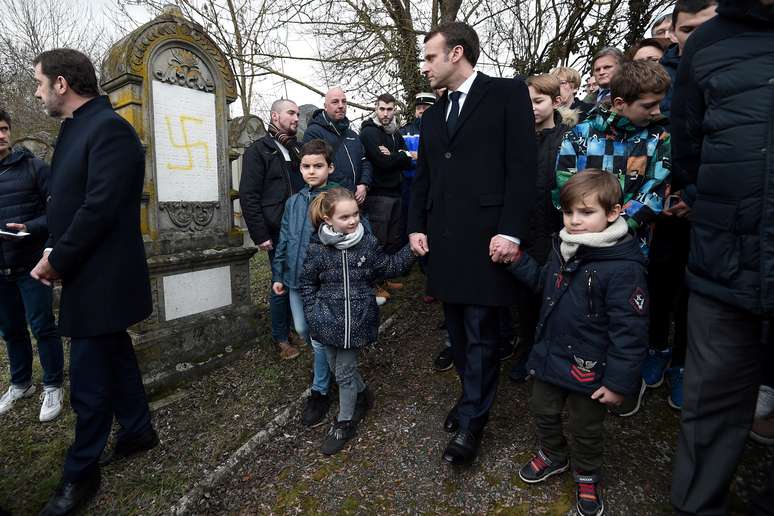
{"left": 409, "top": 22, "right": 537, "bottom": 465}
{"left": 0, "top": 110, "right": 63, "bottom": 423}
{"left": 669, "top": 1, "right": 774, "bottom": 514}
{"left": 30, "top": 49, "right": 156, "bottom": 516}
{"left": 239, "top": 99, "right": 304, "bottom": 360}
{"left": 302, "top": 87, "right": 372, "bottom": 199}
{"left": 642, "top": 1, "right": 717, "bottom": 413}
{"left": 659, "top": 0, "right": 717, "bottom": 119}
{"left": 359, "top": 93, "right": 412, "bottom": 255}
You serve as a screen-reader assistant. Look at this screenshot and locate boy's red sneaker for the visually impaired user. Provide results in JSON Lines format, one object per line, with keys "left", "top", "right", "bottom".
{"left": 575, "top": 470, "right": 604, "bottom": 516}
{"left": 518, "top": 449, "right": 569, "bottom": 483}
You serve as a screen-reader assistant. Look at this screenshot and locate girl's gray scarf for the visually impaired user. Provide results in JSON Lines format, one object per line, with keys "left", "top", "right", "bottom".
{"left": 319, "top": 222, "right": 365, "bottom": 249}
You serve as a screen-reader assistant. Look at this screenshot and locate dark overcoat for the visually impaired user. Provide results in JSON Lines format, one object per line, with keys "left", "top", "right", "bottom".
{"left": 46, "top": 96, "right": 152, "bottom": 338}
{"left": 407, "top": 73, "right": 538, "bottom": 306}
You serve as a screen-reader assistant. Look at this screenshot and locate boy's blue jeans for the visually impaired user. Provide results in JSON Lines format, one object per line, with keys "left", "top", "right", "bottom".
{"left": 267, "top": 249, "right": 292, "bottom": 343}
{"left": 288, "top": 288, "right": 331, "bottom": 395}
{"left": 0, "top": 269, "right": 64, "bottom": 388}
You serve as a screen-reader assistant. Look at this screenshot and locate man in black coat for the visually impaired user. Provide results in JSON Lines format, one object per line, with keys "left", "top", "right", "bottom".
{"left": 669, "top": 1, "right": 774, "bottom": 514}
{"left": 239, "top": 98, "right": 305, "bottom": 360}
{"left": 408, "top": 21, "right": 537, "bottom": 465}
{"left": 30, "top": 49, "right": 156, "bottom": 516}
{"left": 359, "top": 93, "right": 412, "bottom": 254}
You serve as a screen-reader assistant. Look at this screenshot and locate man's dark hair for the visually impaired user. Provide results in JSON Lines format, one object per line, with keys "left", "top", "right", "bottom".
{"left": 376, "top": 93, "right": 396, "bottom": 105}
{"left": 625, "top": 38, "right": 671, "bottom": 61}
{"left": 33, "top": 48, "right": 100, "bottom": 97}
{"left": 672, "top": 0, "right": 717, "bottom": 26}
{"left": 611, "top": 60, "right": 671, "bottom": 103}
{"left": 424, "top": 21, "right": 480, "bottom": 67}
{"left": 0, "top": 109, "right": 10, "bottom": 129}
{"left": 300, "top": 139, "right": 334, "bottom": 165}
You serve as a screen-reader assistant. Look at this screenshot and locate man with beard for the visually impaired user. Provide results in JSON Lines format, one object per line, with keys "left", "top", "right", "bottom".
{"left": 303, "top": 87, "right": 372, "bottom": 202}
{"left": 239, "top": 99, "right": 305, "bottom": 360}
{"left": 30, "top": 48, "right": 156, "bottom": 515}
{"left": 359, "top": 94, "right": 412, "bottom": 254}
{"left": 409, "top": 21, "right": 537, "bottom": 465}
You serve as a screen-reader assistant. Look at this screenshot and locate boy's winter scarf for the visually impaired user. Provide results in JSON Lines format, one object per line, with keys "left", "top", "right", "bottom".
{"left": 319, "top": 222, "right": 365, "bottom": 249}
{"left": 371, "top": 112, "right": 399, "bottom": 135}
{"left": 559, "top": 217, "right": 629, "bottom": 262}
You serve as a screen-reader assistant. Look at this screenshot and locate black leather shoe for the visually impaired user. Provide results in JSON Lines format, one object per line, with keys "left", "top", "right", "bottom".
{"left": 39, "top": 469, "right": 100, "bottom": 516}
{"left": 99, "top": 428, "right": 159, "bottom": 466}
{"left": 433, "top": 347, "right": 454, "bottom": 372}
{"left": 444, "top": 407, "right": 459, "bottom": 433}
{"left": 442, "top": 430, "right": 480, "bottom": 466}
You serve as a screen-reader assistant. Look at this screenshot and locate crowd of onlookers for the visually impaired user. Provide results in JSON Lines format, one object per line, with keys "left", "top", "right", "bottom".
{"left": 236, "top": 1, "right": 774, "bottom": 514}
{"left": 1, "top": 0, "right": 773, "bottom": 514}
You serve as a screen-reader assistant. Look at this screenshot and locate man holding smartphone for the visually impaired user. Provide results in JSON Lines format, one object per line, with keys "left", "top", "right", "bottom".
{"left": 0, "top": 109, "right": 64, "bottom": 422}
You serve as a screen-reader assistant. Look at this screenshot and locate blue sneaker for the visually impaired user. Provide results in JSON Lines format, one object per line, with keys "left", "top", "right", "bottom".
{"left": 641, "top": 348, "right": 672, "bottom": 388}
{"left": 667, "top": 367, "right": 684, "bottom": 410}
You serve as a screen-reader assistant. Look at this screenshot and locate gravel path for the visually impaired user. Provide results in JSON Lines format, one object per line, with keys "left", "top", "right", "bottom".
{"left": 184, "top": 295, "right": 773, "bottom": 515}
{"left": 1, "top": 266, "right": 771, "bottom": 515}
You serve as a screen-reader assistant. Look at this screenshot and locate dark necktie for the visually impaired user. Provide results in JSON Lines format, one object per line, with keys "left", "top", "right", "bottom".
{"left": 446, "top": 91, "right": 462, "bottom": 135}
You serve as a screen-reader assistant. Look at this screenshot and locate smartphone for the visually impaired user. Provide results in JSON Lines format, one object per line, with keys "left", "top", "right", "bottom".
{"left": 0, "top": 228, "right": 30, "bottom": 239}
{"left": 665, "top": 194, "right": 681, "bottom": 210}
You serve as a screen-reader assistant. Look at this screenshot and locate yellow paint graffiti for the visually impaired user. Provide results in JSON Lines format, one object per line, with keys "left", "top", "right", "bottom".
{"left": 164, "top": 115, "right": 211, "bottom": 170}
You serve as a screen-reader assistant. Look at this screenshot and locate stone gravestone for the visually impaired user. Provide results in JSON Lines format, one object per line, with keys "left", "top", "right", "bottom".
{"left": 101, "top": 5, "right": 258, "bottom": 394}
{"left": 229, "top": 114, "right": 266, "bottom": 239}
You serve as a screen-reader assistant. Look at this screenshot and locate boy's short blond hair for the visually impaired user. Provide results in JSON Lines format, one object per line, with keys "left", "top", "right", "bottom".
{"left": 526, "top": 74, "right": 561, "bottom": 99}
{"left": 551, "top": 66, "right": 582, "bottom": 89}
{"left": 560, "top": 169, "right": 623, "bottom": 213}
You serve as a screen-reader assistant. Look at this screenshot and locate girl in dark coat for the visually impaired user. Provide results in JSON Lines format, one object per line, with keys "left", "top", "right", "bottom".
{"left": 300, "top": 188, "right": 415, "bottom": 455}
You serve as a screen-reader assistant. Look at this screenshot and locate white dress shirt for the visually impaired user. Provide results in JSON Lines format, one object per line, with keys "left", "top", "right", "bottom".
{"left": 445, "top": 71, "right": 478, "bottom": 120}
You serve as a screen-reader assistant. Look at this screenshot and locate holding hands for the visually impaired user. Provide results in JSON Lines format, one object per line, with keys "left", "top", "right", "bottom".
{"left": 489, "top": 235, "right": 521, "bottom": 264}
{"left": 409, "top": 232, "right": 430, "bottom": 256}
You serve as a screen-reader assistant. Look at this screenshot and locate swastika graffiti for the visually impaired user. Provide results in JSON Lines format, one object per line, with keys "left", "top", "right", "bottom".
{"left": 164, "top": 115, "right": 211, "bottom": 170}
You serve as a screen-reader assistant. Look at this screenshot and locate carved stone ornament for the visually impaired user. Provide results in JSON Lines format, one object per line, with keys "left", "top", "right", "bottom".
{"left": 154, "top": 47, "right": 215, "bottom": 93}
{"left": 159, "top": 201, "right": 220, "bottom": 231}
{"left": 101, "top": 11, "right": 237, "bottom": 101}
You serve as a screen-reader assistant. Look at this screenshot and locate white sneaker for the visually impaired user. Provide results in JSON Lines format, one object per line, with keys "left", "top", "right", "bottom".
{"left": 39, "top": 386, "right": 64, "bottom": 422}
{"left": 376, "top": 296, "right": 387, "bottom": 306}
{"left": 0, "top": 384, "right": 36, "bottom": 415}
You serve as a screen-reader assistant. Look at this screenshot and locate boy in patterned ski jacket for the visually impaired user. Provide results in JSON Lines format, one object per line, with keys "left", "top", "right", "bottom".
{"left": 554, "top": 60, "right": 672, "bottom": 255}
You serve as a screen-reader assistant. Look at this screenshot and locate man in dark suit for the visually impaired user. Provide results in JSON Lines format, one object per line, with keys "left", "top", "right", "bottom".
{"left": 30, "top": 49, "right": 157, "bottom": 515}
{"left": 408, "top": 22, "right": 537, "bottom": 465}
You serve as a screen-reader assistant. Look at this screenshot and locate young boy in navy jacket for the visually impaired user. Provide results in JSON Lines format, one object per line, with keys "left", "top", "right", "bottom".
{"left": 507, "top": 170, "right": 648, "bottom": 516}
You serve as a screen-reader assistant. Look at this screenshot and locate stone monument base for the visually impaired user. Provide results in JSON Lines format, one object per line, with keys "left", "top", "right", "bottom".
{"left": 132, "top": 246, "right": 258, "bottom": 395}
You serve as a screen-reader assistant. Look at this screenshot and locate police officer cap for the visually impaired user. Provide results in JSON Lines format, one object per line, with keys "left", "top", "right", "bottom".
{"left": 415, "top": 92, "right": 436, "bottom": 106}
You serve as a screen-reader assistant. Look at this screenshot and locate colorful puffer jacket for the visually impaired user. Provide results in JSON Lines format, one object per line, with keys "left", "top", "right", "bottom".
{"left": 553, "top": 107, "right": 671, "bottom": 254}
{"left": 507, "top": 234, "right": 649, "bottom": 396}
{"left": 299, "top": 232, "right": 415, "bottom": 349}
